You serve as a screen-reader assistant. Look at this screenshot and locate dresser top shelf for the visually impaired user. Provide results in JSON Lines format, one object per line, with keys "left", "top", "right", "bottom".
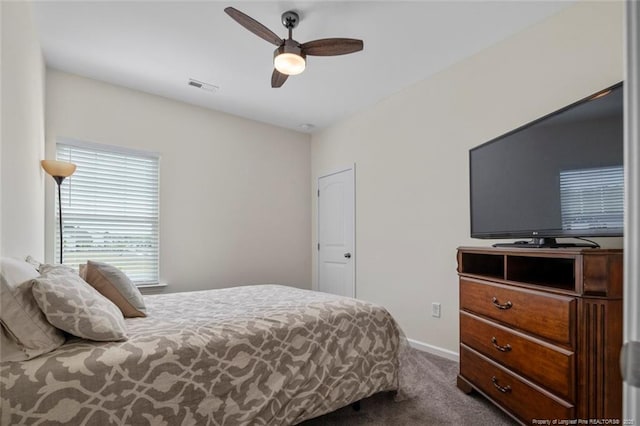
{"left": 457, "top": 246, "right": 623, "bottom": 298}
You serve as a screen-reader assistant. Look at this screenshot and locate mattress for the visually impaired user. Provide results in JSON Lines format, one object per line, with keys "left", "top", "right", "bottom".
{"left": 0, "top": 285, "right": 401, "bottom": 425}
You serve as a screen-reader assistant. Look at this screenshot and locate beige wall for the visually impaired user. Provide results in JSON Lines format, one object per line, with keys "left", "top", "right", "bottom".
{"left": 311, "top": 1, "right": 624, "bottom": 356}
{"left": 46, "top": 70, "right": 311, "bottom": 292}
{"left": 1, "top": 1, "right": 46, "bottom": 259}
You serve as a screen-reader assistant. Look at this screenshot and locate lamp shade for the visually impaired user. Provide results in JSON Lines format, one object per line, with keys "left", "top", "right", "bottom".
{"left": 41, "top": 160, "right": 76, "bottom": 178}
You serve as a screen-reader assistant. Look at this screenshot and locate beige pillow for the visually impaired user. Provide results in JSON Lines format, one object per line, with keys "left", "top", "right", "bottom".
{"left": 32, "top": 266, "right": 128, "bottom": 342}
{"left": 81, "top": 261, "right": 146, "bottom": 318}
{"left": 0, "top": 257, "right": 65, "bottom": 360}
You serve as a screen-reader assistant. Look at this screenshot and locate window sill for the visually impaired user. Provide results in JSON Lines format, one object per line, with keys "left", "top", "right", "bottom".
{"left": 136, "top": 282, "right": 167, "bottom": 288}
{"left": 137, "top": 282, "right": 168, "bottom": 293}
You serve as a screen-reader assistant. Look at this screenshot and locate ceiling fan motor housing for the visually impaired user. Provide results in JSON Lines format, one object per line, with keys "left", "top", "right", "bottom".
{"left": 274, "top": 39, "right": 305, "bottom": 61}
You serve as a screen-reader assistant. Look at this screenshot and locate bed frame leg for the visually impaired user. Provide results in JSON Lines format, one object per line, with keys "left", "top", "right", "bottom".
{"left": 351, "top": 401, "right": 361, "bottom": 412}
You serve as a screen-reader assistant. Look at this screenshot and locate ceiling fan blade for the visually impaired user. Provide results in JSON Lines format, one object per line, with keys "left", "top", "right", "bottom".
{"left": 271, "top": 69, "right": 289, "bottom": 88}
{"left": 301, "top": 38, "right": 363, "bottom": 56}
{"left": 224, "top": 7, "right": 283, "bottom": 46}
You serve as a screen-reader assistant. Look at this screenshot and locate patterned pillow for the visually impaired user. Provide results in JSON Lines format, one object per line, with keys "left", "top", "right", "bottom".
{"left": 81, "top": 261, "right": 146, "bottom": 318}
{"left": 39, "top": 263, "right": 77, "bottom": 276}
{"left": 0, "top": 258, "right": 66, "bottom": 360}
{"left": 31, "top": 266, "right": 128, "bottom": 342}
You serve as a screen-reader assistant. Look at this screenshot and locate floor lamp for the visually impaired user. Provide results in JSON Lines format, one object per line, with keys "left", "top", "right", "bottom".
{"left": 41, "top": 160, "right": 76, "bottom": 264}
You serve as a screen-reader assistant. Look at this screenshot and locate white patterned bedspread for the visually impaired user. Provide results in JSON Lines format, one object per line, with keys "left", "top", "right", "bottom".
{"left": 0, "top": 285, "right": 401, "bottom": 425}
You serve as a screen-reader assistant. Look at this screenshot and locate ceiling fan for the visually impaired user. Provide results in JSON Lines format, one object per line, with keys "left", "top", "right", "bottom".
{"left": 224, "top": 7, "right": 364, "bottom": 88}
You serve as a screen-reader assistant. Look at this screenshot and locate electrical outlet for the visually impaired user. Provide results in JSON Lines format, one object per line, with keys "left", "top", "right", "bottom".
{"left": 432, "top": 302, "right": 441, "bottom": 318}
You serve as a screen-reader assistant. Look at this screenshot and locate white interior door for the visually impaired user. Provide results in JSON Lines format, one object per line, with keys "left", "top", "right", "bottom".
{"left": 318, "top": 168, "right": 355, "bottom": 298}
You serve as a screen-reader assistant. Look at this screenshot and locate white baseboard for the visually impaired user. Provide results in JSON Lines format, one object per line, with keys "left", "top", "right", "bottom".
{"left": 407, "top": 338, "right": 459, "bottom": 362}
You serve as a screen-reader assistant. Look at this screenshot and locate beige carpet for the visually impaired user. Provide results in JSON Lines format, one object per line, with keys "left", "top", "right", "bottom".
{"left": 302, "top": 347, "right": 517, "bottom": 425}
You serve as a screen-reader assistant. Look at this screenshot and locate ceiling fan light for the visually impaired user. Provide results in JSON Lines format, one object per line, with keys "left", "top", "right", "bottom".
{"left": 274, "top": 53, "right": 306, "bottom": 75}
{"left": 274, "top": 41, "right": 306, "bottom": 76}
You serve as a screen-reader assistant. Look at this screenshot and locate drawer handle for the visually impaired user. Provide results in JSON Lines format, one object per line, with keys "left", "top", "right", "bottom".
{"left": 491, "top": 337, "right": 512, "bottom": 352}
{"left": 491, "top": 376, "right": 512, "bottom": 393}
{"left": 491, "top": 297, "right": 513, "bottom": 310}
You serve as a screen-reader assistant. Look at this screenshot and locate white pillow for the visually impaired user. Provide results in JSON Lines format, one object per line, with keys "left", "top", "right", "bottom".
{"left": 24, "top": 255, "right": 42, "bottom": 272}
{"left": 32, "top": 265, "right": 128, "bottom": 342}
{"left": 0, "top": 257, "right": 66, "bottom": 361}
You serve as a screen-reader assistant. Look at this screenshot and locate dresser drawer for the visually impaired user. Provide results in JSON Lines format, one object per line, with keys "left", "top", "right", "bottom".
{"left": 460, "top": 278, "right": 576, "bottom": 345}
{"left": 460, "top": 311, "right": 575, "bottom": 401}
{"left": 460, "top": 345, "right": 574, "bottom": 424}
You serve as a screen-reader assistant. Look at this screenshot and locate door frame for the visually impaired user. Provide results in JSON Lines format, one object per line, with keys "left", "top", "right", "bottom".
{"left": 623, "top": 0, "right": 640, "bottom": 417}
{"left": 316, "top": 164, "right": 356, "bottom": 298}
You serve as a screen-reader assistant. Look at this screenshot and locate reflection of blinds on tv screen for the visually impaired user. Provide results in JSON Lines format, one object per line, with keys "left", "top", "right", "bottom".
{"left": 469, "top": 83, "right": 624, "bottom": 239}
{"left": 560, "top": 166, "right": 624, "bottom": 231}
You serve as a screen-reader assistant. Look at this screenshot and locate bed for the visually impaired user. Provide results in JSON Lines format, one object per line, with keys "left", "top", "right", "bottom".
{"left": 0, "top": 283, "right": 402, "bottom": 425}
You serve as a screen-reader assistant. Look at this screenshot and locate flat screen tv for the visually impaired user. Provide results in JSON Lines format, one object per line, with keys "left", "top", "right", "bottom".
{"left": 469, "top": 82, "right": 623, "bottom": 247}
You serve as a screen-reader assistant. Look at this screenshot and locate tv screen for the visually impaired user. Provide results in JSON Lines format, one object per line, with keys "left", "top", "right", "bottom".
{"left": 469, "top": 82, "right": 623, "bottom": 242}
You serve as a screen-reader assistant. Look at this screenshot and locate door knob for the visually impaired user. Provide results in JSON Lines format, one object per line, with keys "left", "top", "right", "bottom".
{"left": 344, "top": 253, "right": 351, "bottom": 258}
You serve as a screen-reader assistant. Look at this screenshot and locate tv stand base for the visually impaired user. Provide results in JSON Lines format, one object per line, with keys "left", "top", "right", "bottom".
{"left": 492, "top": 237, "right": 598, "bottom": 249}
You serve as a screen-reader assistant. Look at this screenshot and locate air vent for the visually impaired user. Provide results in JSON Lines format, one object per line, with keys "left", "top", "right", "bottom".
{"left": 188, "top": 79, "right": 218, "bottom": 93}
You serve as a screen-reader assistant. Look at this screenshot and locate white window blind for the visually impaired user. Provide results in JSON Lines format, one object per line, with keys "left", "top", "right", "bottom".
{"left": 56, "top": 141, "right": 159, "bottom": 285}
{"left": 560, "top": 166, "right": 624, "bottom": 231}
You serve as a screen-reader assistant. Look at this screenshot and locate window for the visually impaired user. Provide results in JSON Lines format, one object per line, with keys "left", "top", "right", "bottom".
{"left": 56, "top": 140, "right": 160, "bottom": 285}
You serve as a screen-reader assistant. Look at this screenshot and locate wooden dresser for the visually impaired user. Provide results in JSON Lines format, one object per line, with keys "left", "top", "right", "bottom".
{"left": 456, "top": 246, "right": 623, "bottom": 424}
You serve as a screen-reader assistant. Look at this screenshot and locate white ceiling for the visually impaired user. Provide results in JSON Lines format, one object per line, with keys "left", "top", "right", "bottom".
{"left": 32, "top": 1, "right": 574, "bottom": 133}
